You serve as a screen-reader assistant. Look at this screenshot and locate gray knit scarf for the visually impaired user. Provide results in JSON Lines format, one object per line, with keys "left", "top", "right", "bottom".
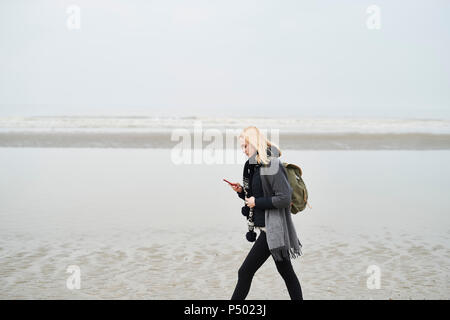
{"left": 248, "top": 146, "right": 303, "bottom": 261}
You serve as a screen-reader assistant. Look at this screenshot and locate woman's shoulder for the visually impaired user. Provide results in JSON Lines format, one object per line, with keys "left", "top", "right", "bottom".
{"left": 260, "top": 157, "right": 283, "bottom": 176}
{"left": 262, "top": 156, "right": 281, "bottom": 166}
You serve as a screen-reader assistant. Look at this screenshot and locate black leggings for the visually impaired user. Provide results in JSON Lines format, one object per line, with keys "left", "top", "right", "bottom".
{"left": 231, "top": 230, "right": 303, "bottom": 300}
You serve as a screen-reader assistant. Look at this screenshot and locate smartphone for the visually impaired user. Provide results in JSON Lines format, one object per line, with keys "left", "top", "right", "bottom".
{"left": 223, "top": 179, "right": 238, "bottom": 186}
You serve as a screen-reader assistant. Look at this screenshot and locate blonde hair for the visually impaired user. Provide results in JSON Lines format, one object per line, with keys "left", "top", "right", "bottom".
{"left": 239, "top": 126, "right": 282, "bottom": 165}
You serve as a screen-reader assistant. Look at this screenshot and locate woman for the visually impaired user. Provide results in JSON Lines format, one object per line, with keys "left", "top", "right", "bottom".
{"left": 229, "top": 126, "right": 303, "bottom": 300}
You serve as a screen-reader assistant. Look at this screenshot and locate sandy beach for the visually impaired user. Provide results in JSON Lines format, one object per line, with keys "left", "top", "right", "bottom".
{"left": 0, "top": 225, "right": 448, "bottom": 300}
{"left": 0, "top": 148, "right": 448, "bottom": 299}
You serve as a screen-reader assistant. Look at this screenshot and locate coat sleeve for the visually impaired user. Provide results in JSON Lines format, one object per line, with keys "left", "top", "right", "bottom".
{"left": 261, "top": 159, "right": 292, "bottom": 209}
{"left": 254, "top": 196, "right": 276, "bottom": 209}
{"left": 237, "top": 189, "right": 245, "bottom": 200}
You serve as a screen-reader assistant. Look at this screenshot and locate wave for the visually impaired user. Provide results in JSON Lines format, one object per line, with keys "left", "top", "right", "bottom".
{"left": 1, "top": 116, "right": 450, "bottom": 134}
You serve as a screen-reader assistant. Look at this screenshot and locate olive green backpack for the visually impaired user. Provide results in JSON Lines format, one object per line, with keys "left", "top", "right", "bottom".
{"left": 282, "top": 162, "right": 311, "bottom": 214}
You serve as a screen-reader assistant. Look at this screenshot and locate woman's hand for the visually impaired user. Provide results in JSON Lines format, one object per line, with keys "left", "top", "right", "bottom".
{"left": 230, "top": 182, "right": 243, "bottom": 193}
{"left": 245, "top": 196, "right": 256, "bottom": 208}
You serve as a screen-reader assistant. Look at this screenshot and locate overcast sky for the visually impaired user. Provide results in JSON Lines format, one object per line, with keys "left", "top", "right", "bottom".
{"left": 0, "top": 0, "right": 449, "bottom": 118}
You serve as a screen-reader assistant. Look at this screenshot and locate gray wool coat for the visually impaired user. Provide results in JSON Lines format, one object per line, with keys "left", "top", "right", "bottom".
{"left": 258, "top": 154, "right": 303, "bottom": 261}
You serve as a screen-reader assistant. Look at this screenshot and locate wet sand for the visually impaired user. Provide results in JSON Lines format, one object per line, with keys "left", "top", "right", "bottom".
{"left": 1, "top": 131, "right": 450, "bottom": 150}
{"left": 0, "top": 148, "right": 449, "bottom": 299}
{"left": 0, "top": 225, "right": 448, "bottom": 299}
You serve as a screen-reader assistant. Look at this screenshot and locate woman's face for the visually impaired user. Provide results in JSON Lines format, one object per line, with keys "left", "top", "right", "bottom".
{"left": 240, "top": 138, "right": 256, "bottom": 158}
